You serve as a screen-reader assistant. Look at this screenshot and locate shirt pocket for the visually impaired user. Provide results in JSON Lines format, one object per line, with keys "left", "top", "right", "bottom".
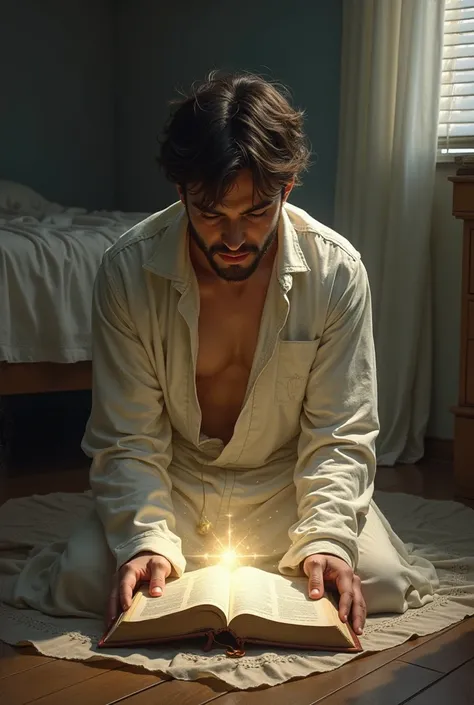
{"left": 275, "top": 339, "right": 320, "bottom": 404}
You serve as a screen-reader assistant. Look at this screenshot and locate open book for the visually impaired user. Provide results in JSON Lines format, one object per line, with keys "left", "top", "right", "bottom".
{"left": 99, "top": 565, "right": 362, "bottom": 655}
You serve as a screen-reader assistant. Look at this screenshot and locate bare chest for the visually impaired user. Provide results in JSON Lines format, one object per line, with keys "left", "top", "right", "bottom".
{"left": 195, "top": 285, "right": 268, "bottom": 443}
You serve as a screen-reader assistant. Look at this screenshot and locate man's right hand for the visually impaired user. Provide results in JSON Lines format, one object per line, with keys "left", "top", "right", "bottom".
{"left": 107, "top": 551, "right": 172, "bottom": 625}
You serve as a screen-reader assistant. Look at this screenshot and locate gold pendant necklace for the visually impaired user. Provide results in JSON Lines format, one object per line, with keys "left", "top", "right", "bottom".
{"left": 196, "top": 468, "right": 213, "bottom": 535}
{"left": 196, "top": 468, "right": 236, "bottom": 537}
{"left": 196, "top": 517, "right": 213, "bottom": 535}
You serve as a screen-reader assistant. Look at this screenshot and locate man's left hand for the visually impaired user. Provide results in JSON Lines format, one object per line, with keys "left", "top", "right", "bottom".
{"left": 303, "top": 553, "right": 366, "bottom": 635}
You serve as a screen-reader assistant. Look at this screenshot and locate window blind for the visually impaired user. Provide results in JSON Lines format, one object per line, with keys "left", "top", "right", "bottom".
{"left": 439, "top": 0, "right": 474, "bottom": 153}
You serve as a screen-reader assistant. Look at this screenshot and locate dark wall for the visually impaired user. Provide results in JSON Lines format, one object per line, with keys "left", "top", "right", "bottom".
{"left": 0, "top": 0, "right": 115, "bottom": 210}
{"left": 115, "top": 0, "right": 342, "bottom": 226}
{"left": 0, "top": 2, "right": 343, "bottom": 471}
{"left": 0, "top": 1, "right": 342, "bottom": 219}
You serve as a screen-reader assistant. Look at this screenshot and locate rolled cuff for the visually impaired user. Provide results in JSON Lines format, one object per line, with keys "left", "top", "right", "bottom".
{"left": 114, "top": 533, "right": 186, "bottom": 578}
{"left": 278, "top": 539, "right": 355, "bottom": 576}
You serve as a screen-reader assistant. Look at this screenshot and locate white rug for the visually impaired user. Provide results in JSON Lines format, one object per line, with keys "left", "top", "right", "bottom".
{"left": 0, "top": 489, "right": 473, "bottom": 690}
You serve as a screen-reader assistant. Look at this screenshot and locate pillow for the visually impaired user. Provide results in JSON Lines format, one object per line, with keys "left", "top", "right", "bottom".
{"left": 0, "top": 180, "right": 49, "bottom": 216}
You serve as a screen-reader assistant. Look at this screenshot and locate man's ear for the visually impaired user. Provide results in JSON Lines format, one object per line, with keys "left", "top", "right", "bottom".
{"left": 282, "top": 179, "right": 295, "bottom": 203}
{"left": 176, "top": 185, "right": 185, "bottom": 205}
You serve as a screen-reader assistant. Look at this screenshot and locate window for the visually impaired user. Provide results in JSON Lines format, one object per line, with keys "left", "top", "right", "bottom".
{"left": 439, "top": 0, "right": 474, "bottom": 156}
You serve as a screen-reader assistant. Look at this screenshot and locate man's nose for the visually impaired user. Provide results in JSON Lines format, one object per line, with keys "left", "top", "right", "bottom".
{"left": 222, "top": 224, "right": 245, "bottom": 251}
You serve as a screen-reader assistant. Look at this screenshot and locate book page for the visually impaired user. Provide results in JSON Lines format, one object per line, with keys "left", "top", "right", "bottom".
{"left": 126, "top": 564, "right": 231, "bottom": 622}
{"left": 229, "top": 566, "right": 335, "bottom": 626}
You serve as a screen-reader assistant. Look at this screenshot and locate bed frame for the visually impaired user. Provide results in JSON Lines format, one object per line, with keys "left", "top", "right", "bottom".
{"left": 0, "top": 362, "right": 92, "bottom": 395}
{"left": 0, "top": 362, "right": 92, "bottom": 466}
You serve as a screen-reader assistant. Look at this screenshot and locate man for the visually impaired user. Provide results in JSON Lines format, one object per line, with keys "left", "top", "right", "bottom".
{"left": 7, "top": 72, "right": 437, "bottom": 637}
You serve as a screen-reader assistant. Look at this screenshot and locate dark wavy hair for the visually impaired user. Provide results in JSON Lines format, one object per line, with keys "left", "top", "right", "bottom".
{"left": 157, "top": 71, "right": 311, "bottom": 207}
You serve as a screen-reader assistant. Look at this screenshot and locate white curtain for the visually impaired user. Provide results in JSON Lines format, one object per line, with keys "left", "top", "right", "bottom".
{"left": 334, "top": 0, "right": 445, "bottom": 465}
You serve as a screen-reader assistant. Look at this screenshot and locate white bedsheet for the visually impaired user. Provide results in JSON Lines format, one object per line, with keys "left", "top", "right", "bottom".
{"left": 0, "top": 207, "right": 150, "bottom": 363}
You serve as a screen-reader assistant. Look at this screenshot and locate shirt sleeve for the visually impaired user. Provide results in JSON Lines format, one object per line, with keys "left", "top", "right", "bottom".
{"left": 81, "top": 256, "right": 186, "bottom": 577}
{"left": 278, "top": 255, "right": 379, "bottom": 574}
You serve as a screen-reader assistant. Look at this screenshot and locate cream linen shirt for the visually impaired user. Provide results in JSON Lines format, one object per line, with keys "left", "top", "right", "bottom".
{"left": 81, "top": 200, "right": 379, "bottom": 578}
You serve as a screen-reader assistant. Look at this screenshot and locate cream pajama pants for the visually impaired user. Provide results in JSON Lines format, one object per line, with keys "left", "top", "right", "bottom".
{"left": 8, "top": 450, "right": 438, "bottom": 621}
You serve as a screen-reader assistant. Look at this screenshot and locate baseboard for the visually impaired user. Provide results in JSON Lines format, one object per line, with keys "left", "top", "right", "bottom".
{"left": 424, "top": 437, "right": 454, "bottom": 463}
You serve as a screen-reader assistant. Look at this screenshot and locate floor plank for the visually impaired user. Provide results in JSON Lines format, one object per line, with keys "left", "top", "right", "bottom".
{"left": 374, "top": 461, "right": 454, "bottom": 499}
{"left": 211, "top": 662, "right": 441, "bottom": 705}
{"left": 398, "top": 616, "right": 474, "bottom": 673}
{"left": 27, "top": 665, "right": 167, "bottom": 705}
{"left": 0, "top": 643, "right": 54, "bottom": 679}
{"left": 312, "top": 660, "right": 441, "bottom": 705}
{"left": 0, "top": 628, "right": 458, "bottom": 705}
{"left": 0, "top": 657, "right": 124, "bottom": 705}
{"left": 206, "top": 629, "right": 456, "bottom": 705}
{"left": 116, "top": 677, "right": 229, "bottom": 705}
{"left": 400, "top": 657, "right": 474, "bottom": 704}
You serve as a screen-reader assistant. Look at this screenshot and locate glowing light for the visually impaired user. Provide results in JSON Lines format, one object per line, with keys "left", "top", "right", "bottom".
{"left": 189, "top": 512, "right": 270, "bottom": 566}
{"left": 220, "top": 549, "right": 238, "bottom": 566}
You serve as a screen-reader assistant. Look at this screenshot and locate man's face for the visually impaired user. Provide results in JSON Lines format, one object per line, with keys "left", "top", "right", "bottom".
{"left": 181, "top": 170, "right": 291, "bottom": 283}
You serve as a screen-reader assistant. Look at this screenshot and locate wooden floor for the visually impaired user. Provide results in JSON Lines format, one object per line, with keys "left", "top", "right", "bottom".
{"left": 0, "top": 414, "right": 473, "bottom": 704}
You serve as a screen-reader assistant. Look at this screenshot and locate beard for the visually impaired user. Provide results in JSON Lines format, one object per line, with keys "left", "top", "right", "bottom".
{"left": 187, "top": 213, "right": 279, "bottom": 283}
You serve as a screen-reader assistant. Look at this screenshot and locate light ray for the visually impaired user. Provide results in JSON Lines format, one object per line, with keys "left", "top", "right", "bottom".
{"left": 188, "top": 514, "right": 271, "bottom": 568}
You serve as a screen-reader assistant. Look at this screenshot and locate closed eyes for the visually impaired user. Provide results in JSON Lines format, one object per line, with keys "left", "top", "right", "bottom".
{"left": 200, "top": 210, "right": 269, "bottom": 220}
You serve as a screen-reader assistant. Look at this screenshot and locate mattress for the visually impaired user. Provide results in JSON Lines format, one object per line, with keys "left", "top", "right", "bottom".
{"left": 0, "top": 207, "right": 149, "bottom": 363}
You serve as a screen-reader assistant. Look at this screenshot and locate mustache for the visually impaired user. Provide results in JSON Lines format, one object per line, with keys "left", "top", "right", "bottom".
{"left": 209, "top": 244, "right": 259, "bottom": 256}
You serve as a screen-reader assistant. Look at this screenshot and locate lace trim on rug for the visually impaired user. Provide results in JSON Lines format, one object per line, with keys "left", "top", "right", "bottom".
{"left": 1, "top": 559, "right": 471, "bottom": 669}
{"left": 0, "top": 604, "right": 98, "bottom": 647}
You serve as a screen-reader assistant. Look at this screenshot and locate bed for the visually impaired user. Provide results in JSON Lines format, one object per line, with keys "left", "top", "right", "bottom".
{"left": 0, "top": 181, "right": 150, "bottom": 396}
